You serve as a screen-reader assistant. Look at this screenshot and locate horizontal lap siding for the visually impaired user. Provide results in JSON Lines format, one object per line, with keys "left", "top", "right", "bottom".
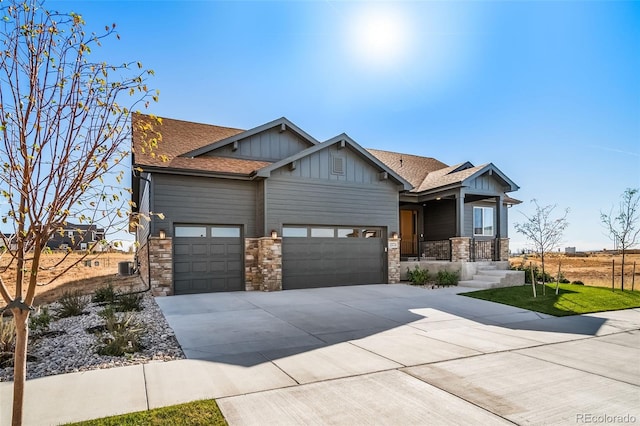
{"left": 266, "top": 177, "right": 398, "bottom": 232}
{"left": 152, "top": 174, "right": 257, "bottom": 237}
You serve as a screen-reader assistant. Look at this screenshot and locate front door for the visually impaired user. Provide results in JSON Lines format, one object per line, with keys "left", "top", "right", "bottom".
{"left": 400, "top": 210, "right": 418, "bottom": 257}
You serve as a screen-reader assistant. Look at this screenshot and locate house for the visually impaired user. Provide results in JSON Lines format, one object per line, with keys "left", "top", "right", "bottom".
{"left": 47, "top": 223, "right": 106, "bottom": 251}
{"left": 131, "top": 114, "right": 520, "bottom": 296}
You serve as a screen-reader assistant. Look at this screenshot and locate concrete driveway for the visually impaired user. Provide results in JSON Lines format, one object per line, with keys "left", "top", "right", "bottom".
{"left": 156, "top": 284, "right": 640, "bottom": 425}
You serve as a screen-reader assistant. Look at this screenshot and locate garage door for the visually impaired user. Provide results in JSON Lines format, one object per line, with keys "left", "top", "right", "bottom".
{"left": 173, "top": 225, "right": 243, "bottom": 294}
{"left": 282, "top": 226, "right": 386, "bottom": 290}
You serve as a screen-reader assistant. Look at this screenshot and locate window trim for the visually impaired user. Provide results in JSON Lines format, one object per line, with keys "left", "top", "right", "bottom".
{"left": 473, "top": 206, "right": 494, "bottom": 237}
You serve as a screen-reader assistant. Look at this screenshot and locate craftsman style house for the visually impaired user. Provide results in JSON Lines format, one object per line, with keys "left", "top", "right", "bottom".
{"left": 131, "top": 114, "right": 519, "bottom": 295}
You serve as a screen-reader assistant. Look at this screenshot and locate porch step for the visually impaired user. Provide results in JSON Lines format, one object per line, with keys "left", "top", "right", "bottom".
{"left": 459, "top": 270, "right": 525, "bottom": 289}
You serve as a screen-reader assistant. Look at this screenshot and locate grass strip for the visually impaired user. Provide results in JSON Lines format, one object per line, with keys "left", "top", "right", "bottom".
{"left": 65, "top": 399, "right": 227, "bottom": 426}
{"left": 462, "top": 283, "right": 640, "bottom": 316}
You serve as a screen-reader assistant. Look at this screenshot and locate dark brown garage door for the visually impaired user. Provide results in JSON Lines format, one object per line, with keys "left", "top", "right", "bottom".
{"left": 282, "top": 226, "right": 386, "bottom": 290}
{"left": 173, "top": 225, "right": 243, "bottom": 294}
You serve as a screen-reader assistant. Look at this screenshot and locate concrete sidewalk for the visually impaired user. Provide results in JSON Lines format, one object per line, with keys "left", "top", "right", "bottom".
{"left": 1, "top": 285, "right": 639, "bottom": 425}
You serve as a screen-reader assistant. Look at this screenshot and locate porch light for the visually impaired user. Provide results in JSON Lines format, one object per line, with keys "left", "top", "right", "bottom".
{"left": 271, "top": 230, "right": 278, "bottom": 239}
{"left": 159, "top": 229, "right": 166, "bottom": 239}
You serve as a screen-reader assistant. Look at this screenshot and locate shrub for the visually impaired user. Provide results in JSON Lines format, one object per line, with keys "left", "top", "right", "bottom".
{"left": 572, "top": 280, "right": 584, "bottom": 285}
{"left": 512, "top": 263, "right": 554, "bottom": 284}
{"left": 55, "top": 290, "right": 90, "bottom": 318}
{"left": 30, "top": 306, "right": 52, "bottom": 333}
{"left": 0, "top": 315, "right": 16, "bottom": 353}
{"left": 92, "top": 283, "right": 117, "bottom": 304}
{"left": 436, "top": 270, "right": 459, "bottom": 286}
{"left": 115, "top": 292, "right": 143, "bottom": 312}
{"left": 406, "top": 266, "right": 430, "bottom": 285}
{"left": 96, "top": 312, "right": 144, "bottom": 356}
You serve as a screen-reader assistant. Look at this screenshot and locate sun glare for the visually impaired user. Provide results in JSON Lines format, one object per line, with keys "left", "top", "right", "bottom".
{"left": 348, "top": 7, "right": 412, "bottom": 71}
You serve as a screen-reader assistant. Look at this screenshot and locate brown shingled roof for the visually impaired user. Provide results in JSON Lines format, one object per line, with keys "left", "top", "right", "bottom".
{"left": 367, "top": 149, "right": 448, "bottom": 189}
{"left": 416, "top": 163, "right": 488, "bottom": 192}
{"left": 132, "top": 113, "right": 268, "bottom": 175}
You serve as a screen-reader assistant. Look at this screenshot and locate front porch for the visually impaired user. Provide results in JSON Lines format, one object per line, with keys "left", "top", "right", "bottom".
{"left": 405, "top": 237, "right": 511, "bottom": 262}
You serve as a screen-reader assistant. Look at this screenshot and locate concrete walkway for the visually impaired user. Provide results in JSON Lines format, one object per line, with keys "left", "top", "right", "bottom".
{"left": 1, "top": 284, "right": 639, "bottom": 425}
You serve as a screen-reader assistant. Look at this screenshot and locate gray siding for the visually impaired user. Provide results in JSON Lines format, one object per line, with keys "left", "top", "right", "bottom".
{"left": 271, "top": 145, "right": 385, "bottom": 184}
{"left": 464, "top": 200, "right": 508, "bottom": 238}
{"left": 266, "top": 176, "right": 399, "bottom": 233}
{"left": 424, "top": 200, "right": 456, "bottom": 240}
{"left": 206, "top": 127, "right": 310, "bottom": 162}
{"left": 152, "top": 174, "right": 257, "bottom": 237}
{"left": 468, "top": 174, "right": 508, "bottom": 194}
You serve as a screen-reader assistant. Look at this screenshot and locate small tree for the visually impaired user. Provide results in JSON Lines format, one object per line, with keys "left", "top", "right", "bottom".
{"left": 515, "top": 200, "right": 569, "bottom": 296}
{"left": 0, "top": 1, "right": 160, "bottom": 424}
{"left": 601, "top": 188, "right": 640, "bottom": 291}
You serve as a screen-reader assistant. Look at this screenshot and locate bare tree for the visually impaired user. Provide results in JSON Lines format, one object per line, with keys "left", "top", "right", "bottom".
{"left": 515, "top": 200, "right": 569, "bottom": 296}
{"left": 0, "top": 1, "right": 159, "bottom": 424}
{"left": 601, "top": 188, "right": 640, "bottom": 291}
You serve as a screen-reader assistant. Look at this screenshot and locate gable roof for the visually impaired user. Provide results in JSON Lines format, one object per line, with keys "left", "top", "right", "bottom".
{"left": 181, "top": 117, "right": 319, "bottom": 158}
{"left": 369, "top": 148, "right": 519, "bottom": 194}
{"left": 255, "top": 134, "right": 413, "bottom": 190}
{"left": 367, "top": 149, "right": 448, "bottom": 189}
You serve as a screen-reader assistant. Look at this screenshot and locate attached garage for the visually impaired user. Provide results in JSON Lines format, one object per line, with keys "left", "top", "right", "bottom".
{"left": 173, "top": 225, "right": 243, "bottom": 294}
{"left": 282, "top": 226, "right": 386, "bottom": 290}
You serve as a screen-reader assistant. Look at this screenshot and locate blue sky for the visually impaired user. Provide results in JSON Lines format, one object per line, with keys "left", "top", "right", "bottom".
{"left": 53, "top": 0, "right": 639, "bottom": 251}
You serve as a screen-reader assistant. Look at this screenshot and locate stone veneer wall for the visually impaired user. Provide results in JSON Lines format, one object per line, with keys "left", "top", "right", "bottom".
{"left": 500, "top": 238, "right": 510, "bottom": 261}
{"left": 244, "top": 238, "right": 260, "bottom": 291}
{"left": 258, "top": 237, "right": 282, "bottom": 291}
{"left": 147, "top": 237, "right": 173, "bottom": 296}
{"left": 388, "top": 238, "right": 401, "bottom": 284}
{"left": 450, "top": 237, "right": 470, "bottom": 262}
{"left": 245, "top": 237, "right": 282, "bottom": 291}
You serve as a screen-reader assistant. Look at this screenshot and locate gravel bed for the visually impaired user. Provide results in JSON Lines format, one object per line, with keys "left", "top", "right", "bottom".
{"left": 0, "top": 292, "right": 184, "bottom": 382}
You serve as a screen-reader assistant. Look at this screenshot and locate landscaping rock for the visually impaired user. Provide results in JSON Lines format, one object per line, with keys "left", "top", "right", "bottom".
{"left": 0, "top": 292, "right": 184, "bottom": 382}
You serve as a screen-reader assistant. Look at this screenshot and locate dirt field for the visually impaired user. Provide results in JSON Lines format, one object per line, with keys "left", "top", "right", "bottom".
{"left": 510, "top": 252, "right": 640, "bottom": 290}
{"left": 1, "top": 252, "right": 144, "bottom": 306}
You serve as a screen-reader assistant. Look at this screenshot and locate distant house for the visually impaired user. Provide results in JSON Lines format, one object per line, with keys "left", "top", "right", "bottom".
{"left": 47, "top": 224, "right": 106, "bottom": 251}
{"left": 0, "top": 233, "right": 18, "bottom": 252}
{"left": 131, "top": 114, "right": 520, "bottom": 296}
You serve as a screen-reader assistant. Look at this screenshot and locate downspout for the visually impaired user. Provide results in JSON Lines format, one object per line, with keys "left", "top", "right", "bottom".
{"left": 123, "top": 171, "right": 152, "bottom": 295}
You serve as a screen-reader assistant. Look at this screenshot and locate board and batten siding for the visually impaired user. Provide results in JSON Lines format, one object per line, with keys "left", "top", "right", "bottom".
{"left": 151, "top": 174, "right": 257, "bottom": 237}
{"left": 272, "top": 144, "right": 387, "bottom": 185}
{"left": 266, "top": 177, "right": 399, "bottom": 233}
{"left": 467, "top": 173, "right": 508, "bottom": 194}
{"left": 205, "top": 127, "right": 311, "bottom": 162}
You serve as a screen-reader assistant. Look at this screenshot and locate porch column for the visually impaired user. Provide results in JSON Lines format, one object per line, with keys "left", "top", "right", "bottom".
{"left": 495, "top": 195, "right": 502, "bottom": 261}
{"left": 450, "top": 237, "right": 470, "bottom": 262}
{"left": 455, "top": 191, "right": 465, "bottom": 237}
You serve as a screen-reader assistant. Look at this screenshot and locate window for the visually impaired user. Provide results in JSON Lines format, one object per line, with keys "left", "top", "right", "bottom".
{"left": 175, "top": 226, "right": 207, "bottom": 237}
{"left": 473, "top": 207, "right": 494, "bottom": 236}
{"left": 337, "top": 228, "right": 360, "bottom": 238}
{"left": 282, "top": 227, "right": 308, "bottom": 237}
{"left": 311, "top": 228, "right": 335, "bottom": 237}
{"left": 211, "top": 227, "right": 240, "bottom": 238}
{"left": 67, "top": 231, "right": 74, "bottom": 238}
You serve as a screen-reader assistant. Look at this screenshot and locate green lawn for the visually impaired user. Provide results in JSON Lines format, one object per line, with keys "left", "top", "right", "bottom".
{"left": 462, "top": 283, "right": 640, "bottom": 316}
{"left": 66, "top": 399, "right": 227, "bottom": 426}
